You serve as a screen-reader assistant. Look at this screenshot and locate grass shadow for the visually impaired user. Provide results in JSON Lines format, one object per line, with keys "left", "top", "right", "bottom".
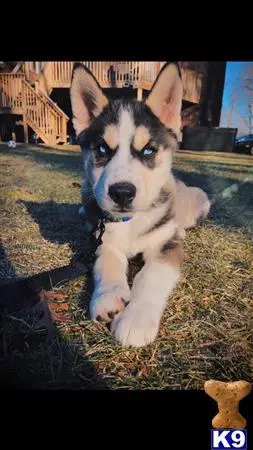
{"left": 21, "top": 199, "right": 95, "bottom": 311}
{"left": 0, "top": 234, "right": 107, "bottom": 390}
{"left": 0, "top": 241, "right": 17, "bottom": 283}
{"left": 0, "top": 302, "right": 108, "bottom": 390}
{"left": 172, "top": 168, "right": 253, "bottom": 232}
{"left": 22, "top": 200, "right": 84, "bottom": 251}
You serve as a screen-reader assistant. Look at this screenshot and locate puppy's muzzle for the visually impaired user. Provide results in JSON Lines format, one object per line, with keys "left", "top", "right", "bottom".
{"left": 108, "top": 182, "right": 136, "bottom": 209}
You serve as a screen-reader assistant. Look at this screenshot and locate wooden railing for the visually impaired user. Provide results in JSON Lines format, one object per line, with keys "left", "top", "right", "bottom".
{"left": 0, "top": 73, "right": 69, "bottom": 145}
{"left": 45, "top": 61, "right": 148, "bottom": 88}
{"left": 23, "top": 61, "right": 203, "bottom": 104}
{"left": 23, "top": 80, "right": 68, "bottom": 145}
{"left": 0, "top": 73, "right": 25, "bottom": 112}
{"left": 81, "top": 61, "right": 159, "bottom": 87}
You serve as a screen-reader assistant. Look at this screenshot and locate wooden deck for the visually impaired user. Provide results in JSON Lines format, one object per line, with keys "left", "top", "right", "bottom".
{"left": 24, "top": 61, "right": 203, "bottom": 104}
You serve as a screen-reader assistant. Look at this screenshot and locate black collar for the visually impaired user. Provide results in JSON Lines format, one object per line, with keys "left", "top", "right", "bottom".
{"left": 85, "top": 200, "right": 132, "bottom": 229}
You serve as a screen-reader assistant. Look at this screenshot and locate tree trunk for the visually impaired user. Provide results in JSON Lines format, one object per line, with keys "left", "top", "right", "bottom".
{"left": 199, "top": 62, "right": 227, "bottom": 127}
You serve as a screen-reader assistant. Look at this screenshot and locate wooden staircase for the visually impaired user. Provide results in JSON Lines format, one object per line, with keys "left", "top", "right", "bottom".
{"left": 0, "top": 72, "right": 69, "bottom": 145}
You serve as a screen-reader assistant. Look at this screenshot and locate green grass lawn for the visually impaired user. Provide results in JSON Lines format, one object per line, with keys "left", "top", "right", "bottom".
{"left": 0, "top": 143, "right": 253, "bottom": 389}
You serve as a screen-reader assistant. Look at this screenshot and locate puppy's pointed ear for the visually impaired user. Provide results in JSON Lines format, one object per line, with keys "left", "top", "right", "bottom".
{"left": 70, "top": 63, "right": 108, "bottom": 136}
{"left": 146, "top": 62, "right": 183, "bottom": 138}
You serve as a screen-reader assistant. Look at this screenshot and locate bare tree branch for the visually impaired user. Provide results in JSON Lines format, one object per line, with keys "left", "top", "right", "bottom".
{"left": 227, "top": 65, "right": 253, "bottom": 134}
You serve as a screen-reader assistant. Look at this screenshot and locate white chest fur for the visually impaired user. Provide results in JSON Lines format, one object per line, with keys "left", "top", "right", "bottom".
{"left": 97, "top": 202, "right": 178, "bottom": 261}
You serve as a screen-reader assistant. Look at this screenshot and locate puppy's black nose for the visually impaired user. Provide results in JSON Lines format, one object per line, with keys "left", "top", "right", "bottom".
{"left": 108, "top": 182, "right": 136, "bottom": 208}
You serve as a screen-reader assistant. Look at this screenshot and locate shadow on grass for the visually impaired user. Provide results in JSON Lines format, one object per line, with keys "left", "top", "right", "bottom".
{"left": 21, "top": 200, "right": 96, "bottom": 309}
{"left": 22, "top": 201, "right": 83, "bottom": 250}
{"left": 172, "top": 168, "right": 253, "bottom": 232}
{"left": 0, "top": 241, "right": 107, "bottom": 390}
{"left": 0, "top": 241, "right": 17, "bottom": 283}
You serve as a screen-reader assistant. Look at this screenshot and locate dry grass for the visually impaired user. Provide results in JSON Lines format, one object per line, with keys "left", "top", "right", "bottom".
{"left": 0, "top": 143, "right": 253, "bottom": 390}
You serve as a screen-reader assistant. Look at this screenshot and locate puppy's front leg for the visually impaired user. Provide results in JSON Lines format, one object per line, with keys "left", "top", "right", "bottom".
{"left": 89, "top": 244, "right": 130, "bottom": 323}
{"left": 111, "top": 243, "right": 183, "bottom": 347}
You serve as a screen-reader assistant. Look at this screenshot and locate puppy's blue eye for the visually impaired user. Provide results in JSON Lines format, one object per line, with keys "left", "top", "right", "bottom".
{"left": 97, "top": 144, "right": 108, "bottom": 156}
{"left": 142, "top": 147, "right": 156, "bottom": 157}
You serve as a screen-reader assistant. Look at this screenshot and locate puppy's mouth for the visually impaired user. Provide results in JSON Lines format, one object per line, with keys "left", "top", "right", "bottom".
{"left": 112, "top": 207, "right": 132, "bottom": 213}
{"left": 96, "top": 200, "right": 133, "bottom": 217}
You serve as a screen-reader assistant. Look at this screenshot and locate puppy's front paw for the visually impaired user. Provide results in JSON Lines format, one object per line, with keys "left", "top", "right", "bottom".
{"left": 89, "top": 287, "right": 130, "bottom": 323}
{"left": 111, "top": 304, "right": 160, "bottom": 348}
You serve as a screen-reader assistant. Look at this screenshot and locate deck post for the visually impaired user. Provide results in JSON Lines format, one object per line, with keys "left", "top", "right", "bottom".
{"left": 23, "top": 115, "right": 28, "bottom": 143}
{"left": 156, "top": 62, "right": 161, "bottom": 75}
{"left": 10, "top": 115, "right": 16, "bottom": 142}
{"left": 137, "top": 88, "right": 143, "bottom": 101}
{"left": 24, "top": 62, "right": 29, "bottom": 80}
{"left": 35, "top": 61, "right": 40, "bottom": 74}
